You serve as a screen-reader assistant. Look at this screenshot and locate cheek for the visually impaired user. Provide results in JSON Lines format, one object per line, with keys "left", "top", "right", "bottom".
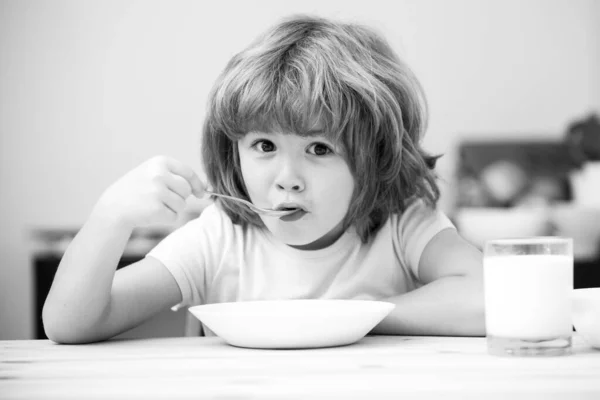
{"left": 317, "top": 168, "right": 355, "bottom": 211}
{"left": 239, "top": 156, "right": 265, "bottom": 194}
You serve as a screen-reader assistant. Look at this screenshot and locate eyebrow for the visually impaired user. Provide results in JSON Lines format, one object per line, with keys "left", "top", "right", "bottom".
{"left": 305, "top": 129, "right": 326, "bottom": 136}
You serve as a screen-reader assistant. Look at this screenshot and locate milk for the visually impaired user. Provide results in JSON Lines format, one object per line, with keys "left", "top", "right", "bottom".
{"left": 484, "top": 254, "right": 573, "bottom": 340}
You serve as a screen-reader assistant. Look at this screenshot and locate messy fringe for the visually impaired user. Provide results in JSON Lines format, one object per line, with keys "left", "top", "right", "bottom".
{"left": 202, "top": 15, "right": 441, "bottom": 242}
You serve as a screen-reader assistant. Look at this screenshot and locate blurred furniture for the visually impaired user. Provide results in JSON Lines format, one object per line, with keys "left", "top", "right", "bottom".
{"left": 2, "top": 335, "right": 599, "bottom": 399}
{"left": 454, "top": 140, "right": 600, "bottom": 288}
{"left": 32, "top": 228, "right": 187, "bottom": 340}
{"left": 456, "top": 140, "right": 574, "bottom": 209}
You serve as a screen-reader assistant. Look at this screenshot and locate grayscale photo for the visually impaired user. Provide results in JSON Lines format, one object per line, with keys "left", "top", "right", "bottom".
{"left": 1, "top": 0, "right": 599, "bottom": 398}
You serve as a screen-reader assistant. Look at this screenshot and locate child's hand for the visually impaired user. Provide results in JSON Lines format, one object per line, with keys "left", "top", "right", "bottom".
{"left": 93, "top": 156, "right": 205, "bottom": 229}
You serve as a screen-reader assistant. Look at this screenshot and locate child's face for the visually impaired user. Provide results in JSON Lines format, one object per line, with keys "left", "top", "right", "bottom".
{"left": 237, "top": 131, "right": 355, "bottom": 250}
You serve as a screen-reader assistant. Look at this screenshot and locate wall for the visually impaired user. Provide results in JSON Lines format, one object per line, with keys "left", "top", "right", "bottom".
{"left": 1, "top": 0, "right": 598, "bottom": 339}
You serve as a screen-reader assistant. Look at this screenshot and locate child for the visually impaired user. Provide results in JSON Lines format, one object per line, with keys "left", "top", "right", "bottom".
{"left": 43, "top": 15, "right": 485, "bottom": 344}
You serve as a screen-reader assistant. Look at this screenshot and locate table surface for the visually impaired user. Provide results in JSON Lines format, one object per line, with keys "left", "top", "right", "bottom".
{"left": 1, "top": 334, "right": 599, "bottom": 400}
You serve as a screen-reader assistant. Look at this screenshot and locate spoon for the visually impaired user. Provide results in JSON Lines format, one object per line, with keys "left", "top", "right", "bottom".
{"left": 205, "top": 190, "right": 298, "bottom": 217}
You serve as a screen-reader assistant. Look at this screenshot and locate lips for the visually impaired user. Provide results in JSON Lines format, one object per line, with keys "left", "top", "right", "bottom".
{"left": 274, "top": 202, "right": 305, "bottom": 212}
{"left": 275, "top": 202, "right": 308, "bottom": 222}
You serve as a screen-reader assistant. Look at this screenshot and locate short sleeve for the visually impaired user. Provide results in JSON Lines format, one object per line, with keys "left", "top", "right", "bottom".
{"left": 146, "top": 204, "right": 224, "bottom": 310}
{"left": 393, "top": 199, "right": 455, "bottom": 279}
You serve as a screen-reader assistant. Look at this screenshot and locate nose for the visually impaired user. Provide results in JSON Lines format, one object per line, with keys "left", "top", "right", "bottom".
{"left": 274, "top": 159, "right": 305, "bottom": 193}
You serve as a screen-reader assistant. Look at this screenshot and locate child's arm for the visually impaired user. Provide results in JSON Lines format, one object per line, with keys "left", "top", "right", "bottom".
{"left": 372, "top": 228, "right": 486, "bottom": 336}
{"left": 42, "top": 156, "right": 204, "bottom": 344}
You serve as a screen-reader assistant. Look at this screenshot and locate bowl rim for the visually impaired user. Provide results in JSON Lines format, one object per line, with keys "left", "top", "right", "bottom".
{"left": 188, "top": 299, "right": 396, "bottom": 316}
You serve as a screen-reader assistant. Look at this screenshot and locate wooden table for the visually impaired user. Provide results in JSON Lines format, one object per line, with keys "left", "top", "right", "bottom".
{"left": 1, "top": 335, "right": 599, "bottom": 399}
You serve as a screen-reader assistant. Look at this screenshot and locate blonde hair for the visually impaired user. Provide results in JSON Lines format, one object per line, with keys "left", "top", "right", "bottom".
{"left": 202, "top": 15, "right": 440, "bottom": 242}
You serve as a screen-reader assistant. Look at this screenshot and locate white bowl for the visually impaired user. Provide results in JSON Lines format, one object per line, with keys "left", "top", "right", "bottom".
{"left": 188, "top": 299, "right": 395, "bottom": 349}
{"left": 572, "top": 288, "right": 600, "bottom": 348}
{"left": 454, "top": 207, "right": 550, "bottom": 249}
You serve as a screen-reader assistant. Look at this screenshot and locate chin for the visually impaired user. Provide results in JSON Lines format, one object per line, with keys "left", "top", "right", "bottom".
{"left": 265, "top": 224, "right": 322, "bottom": 246}
{"left": 263, "top": 215, "right": 346, "bottom": 250}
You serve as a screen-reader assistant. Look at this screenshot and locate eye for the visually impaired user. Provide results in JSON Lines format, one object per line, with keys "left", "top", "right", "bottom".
{"left": 307, "top": 142, "right": 333, "bottom": 156}
{"left": 251, "top": 139, "right": 276, "bottom": 153}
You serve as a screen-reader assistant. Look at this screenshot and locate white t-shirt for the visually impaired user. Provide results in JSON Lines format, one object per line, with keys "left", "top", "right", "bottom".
{"left": 147, "top": 199, "right": 455, "bottom": 313}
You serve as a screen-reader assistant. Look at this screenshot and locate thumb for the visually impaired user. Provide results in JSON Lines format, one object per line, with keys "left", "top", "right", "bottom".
{"left": 190, "top": 174, "right": 207, "bottom": 198}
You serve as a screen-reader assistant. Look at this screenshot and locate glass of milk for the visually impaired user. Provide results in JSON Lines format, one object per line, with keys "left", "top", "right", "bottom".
{"left": 484, "top": 237, "right": 573, "bottom": 356}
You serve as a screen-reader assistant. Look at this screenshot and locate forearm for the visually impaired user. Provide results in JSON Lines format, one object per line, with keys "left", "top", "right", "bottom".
{"left": 372, "top": 276, "right": 486, "bottom": 337}
{"left": 42, "top": 210, "right": 133, "bottom": 340}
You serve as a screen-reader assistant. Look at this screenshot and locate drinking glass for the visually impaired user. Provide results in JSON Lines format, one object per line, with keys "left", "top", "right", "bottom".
{"left": 484, "top": 237, "right": 573, "bottom": 356}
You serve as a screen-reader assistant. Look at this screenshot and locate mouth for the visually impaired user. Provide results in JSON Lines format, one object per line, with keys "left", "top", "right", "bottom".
{"left": 274, "top": 202, "right": 305, "bottom": 212}
{"left": 275, "top": 203, "right": 308, "bottom": 222}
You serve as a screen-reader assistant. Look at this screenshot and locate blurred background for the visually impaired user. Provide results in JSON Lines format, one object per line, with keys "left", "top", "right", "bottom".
{"left": 1, "top": 0, "right": 599, "bottom": 340}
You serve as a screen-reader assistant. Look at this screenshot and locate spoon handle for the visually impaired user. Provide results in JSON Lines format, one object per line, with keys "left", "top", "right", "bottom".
{"left": 205, "top": 191, "right": 294, "bottom": 217}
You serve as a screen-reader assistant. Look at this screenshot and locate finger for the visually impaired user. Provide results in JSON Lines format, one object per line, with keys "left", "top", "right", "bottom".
{"left": 160, "top": 203, "right": 178, "bottom": 224}
{"left": 160, "top": 189, "right": 187, "bottom": 216}
{"left": 165, "top": 174, "right": 192, "bottom": 201}
{"left": 164, "top": 158, "right": 205, "bottom": 198}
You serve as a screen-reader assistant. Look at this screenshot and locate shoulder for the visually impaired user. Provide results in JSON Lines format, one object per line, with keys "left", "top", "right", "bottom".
{"left": 195, "top": 202, "right": 231, "bottom": 224}
{"left": 183, "top": 203, "right": 268, "bottom": 250}
{"left": 391, "top": 198, "right": 454, "bottom": 234}
{"left": 182, "top": 203, "right": 237, "bottom": 235}
{"left": 147, "top": 203, "right": 239, "bottom": 256}
{"left": 388, "top": 198, "right": 455, "bottom": 275}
